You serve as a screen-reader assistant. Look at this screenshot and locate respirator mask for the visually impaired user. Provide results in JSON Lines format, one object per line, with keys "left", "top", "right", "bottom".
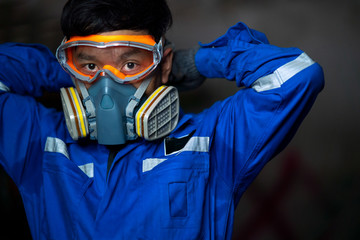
{"left": 56, "top": 34, "right": 179, "bottom": 145}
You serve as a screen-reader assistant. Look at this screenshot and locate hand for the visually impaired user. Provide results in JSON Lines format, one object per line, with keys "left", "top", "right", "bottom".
{"left": 168, "top": 47, "right": 206, "bottom": 91}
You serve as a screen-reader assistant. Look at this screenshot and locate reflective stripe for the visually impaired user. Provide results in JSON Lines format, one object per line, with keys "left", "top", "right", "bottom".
{"left": 45, "top": 137, "right": 94, "bottom": 178}
{"left": 182, "top": 136, "right": 209, "bottom": 153}
{"left": 143, "top": 136, "right": 209, "bottom": 172}
{"left": 165, "top": 136, "right": 210, "bottom": 156}
{"left": 44, "top": 137, "right": 70, "bottom": 159}
{"left": 0, "top": 81, "right": 10, "bottom": 92}
{"left": 252, "top": 52, "right": 315, "bottom": 92}
{"left": 78, "top": 163, "right": 94, "bottom": 178}
{"left": 142, "top": 158, "right": 167, "bottom": 172}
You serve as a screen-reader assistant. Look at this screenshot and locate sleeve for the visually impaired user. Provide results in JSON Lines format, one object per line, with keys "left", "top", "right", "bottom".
{"left": 0, "top": 42, "right": 72, "bottom": 95}
{"left": 0, "top": 43, "right": 72, "bottom": 186}
{"left": 195, "top": 22, "right": 324, "bottom": 200}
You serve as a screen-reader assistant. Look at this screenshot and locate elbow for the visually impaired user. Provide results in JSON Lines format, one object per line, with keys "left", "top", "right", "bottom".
{"left": 304, "top": 62, "right": 325, "bottom": 96}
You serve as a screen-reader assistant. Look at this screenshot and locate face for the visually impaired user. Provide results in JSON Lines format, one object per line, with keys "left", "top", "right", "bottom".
{"left": 71, "top": 29, "right": 173, "bottom": 96}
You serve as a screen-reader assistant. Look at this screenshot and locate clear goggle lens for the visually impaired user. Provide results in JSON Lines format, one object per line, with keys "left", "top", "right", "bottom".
{"left": 56, "top": 35, "right": 163, "bottom": 84}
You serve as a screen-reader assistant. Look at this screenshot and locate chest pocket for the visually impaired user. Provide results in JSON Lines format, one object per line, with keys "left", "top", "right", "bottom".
{"left": 139, "top": 137, "right": 210, "bottom": 239}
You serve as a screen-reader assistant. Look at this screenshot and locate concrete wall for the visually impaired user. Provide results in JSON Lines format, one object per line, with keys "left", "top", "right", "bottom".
{"left": 1, "top": 0, "right": 359, "bottom": 239}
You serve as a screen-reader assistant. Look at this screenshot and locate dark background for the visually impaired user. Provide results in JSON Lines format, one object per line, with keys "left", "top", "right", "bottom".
{"left": 1, "top": 0, "right": 359, "bottom": 239}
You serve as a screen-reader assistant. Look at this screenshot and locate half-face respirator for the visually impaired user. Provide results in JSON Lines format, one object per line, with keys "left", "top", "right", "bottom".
{"left": 56, "top": 34, "right": 179, "bottom": 145}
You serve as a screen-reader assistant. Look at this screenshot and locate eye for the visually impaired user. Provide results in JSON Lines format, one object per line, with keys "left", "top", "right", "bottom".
{"left": 125, "top": 62, "right": 136, "bottom": 70}
{"left": 80, "top": 63, "right": 99, "bottom": 75}
{"left": 74, "top": 62, "right": 100, "bottom": 76}
{"left": 122, "top": 62, "right": 140, "bottom": 74}
{"left": 86, "top": 63, "right": 97, "bottom": 71}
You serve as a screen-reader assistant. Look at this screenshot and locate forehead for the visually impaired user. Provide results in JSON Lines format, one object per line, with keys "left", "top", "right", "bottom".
{"left": 73, "top": 46, "right": 145, "bottom": 56}
{"left": 73, "top": 46, "right": 152, "bottom": 60}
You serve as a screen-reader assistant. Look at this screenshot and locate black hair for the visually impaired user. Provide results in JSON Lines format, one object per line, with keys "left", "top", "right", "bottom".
{"left": 61, "top": 0, "right": 173, "bottom": 42}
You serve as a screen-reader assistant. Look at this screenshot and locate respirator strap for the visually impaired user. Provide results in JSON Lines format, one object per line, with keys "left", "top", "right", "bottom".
{"left": 125, "top": 77, "right": 152, "bottom": 140}
{"left": 76, "top": 80, "right": 97, "bottom": 140}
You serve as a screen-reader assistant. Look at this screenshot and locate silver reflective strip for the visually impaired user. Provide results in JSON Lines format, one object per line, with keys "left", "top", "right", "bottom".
{"left": 0, "top": 81, "right": 10, "bottom": 92}
{"left": 78, "top": 163, "right": 94, "bottom": 178}
{"left": 142, "top": 158, "right": 167, "bottom": 173}
{"left": 252, "top": 52, "right": 315, "bottom": 92}
{"left": 44, "top": 137, "right": 70, "bottom": 159}
{"left": 182, "top": 136, "right": 210, "bottom": 153}
{"left": 165, "top": 136, "right": 210, "bottom": 156}
{"left": 143, "top": 136, "right": 209, "bottom": 172}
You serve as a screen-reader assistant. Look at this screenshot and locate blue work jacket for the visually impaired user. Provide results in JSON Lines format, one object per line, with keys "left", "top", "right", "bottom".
{"left": 0, "top": 22, "right": 324, "bottom": 239}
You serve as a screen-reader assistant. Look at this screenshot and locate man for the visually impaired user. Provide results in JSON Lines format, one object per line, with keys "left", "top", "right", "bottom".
{"left": 0, "top": 0, "right": 324, "bottom": 239}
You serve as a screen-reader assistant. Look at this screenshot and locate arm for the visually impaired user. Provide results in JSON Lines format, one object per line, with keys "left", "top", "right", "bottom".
{"left": 195, "top": 22, "right": 324, "bottom": 199}
{"left": 0, "top": 42, "right": 72, "bottom": 95}
{"left": 0, "top": 43, "right": 72, "bottom": 186}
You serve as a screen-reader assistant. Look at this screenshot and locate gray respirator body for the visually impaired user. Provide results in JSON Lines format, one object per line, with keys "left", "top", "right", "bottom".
{"left": 60, "top": 75, "right": 179, "bottom": 145}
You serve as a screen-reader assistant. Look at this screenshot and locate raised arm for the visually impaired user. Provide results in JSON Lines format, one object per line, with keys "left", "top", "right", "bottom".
{"left": 194, "top": 22, "right": 324, "bottom": 198}
{"left": 0, "top": 43, "right": 72, "bottom": 186}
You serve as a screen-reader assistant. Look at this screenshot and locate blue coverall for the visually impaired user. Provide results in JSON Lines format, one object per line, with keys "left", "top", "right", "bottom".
{"left": 0, "top": 22, "right": 324, "bottom": 239}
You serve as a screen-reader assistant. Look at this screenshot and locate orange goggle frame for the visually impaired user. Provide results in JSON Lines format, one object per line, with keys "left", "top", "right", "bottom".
{"left": 56, "top": 34, "right": 163, "bottom": 84}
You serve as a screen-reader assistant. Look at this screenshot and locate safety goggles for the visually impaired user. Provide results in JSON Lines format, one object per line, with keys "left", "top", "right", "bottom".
{"left": 56, "top": 34, "right": 163, "bottom": 84}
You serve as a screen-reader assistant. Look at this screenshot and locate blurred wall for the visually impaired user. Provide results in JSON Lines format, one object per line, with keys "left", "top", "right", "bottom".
{"left": 0, "top": 0, "right": 359, "bottom": 239}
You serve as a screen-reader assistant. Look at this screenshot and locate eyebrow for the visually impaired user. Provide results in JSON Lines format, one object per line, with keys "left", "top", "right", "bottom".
{"left": 75, "top": 52, "right": 97, "bottom": 61}
{"left": 118, "top": 48, "right": 143, "bottom": 61}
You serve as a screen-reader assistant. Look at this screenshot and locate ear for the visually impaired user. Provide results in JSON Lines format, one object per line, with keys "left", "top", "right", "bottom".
{"left": 160, "top": 47, "right": 174, "bottom": 85}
